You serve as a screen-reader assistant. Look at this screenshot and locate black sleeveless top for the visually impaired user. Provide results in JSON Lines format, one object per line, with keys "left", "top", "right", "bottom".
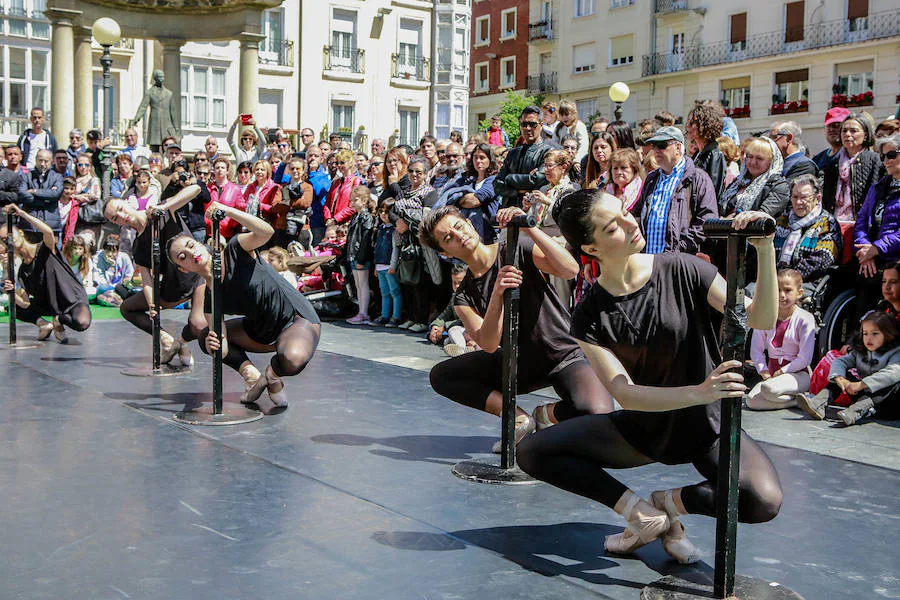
{"left": 18, "top": 244, "right": 88, "bottom": 315}
{"left": 133, "top": 210, "right": 201, "bottom": 302}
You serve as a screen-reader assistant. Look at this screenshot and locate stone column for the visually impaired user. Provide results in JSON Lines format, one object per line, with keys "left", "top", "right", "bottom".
{"left": 160, "top": 39, "right": 184, "bottom": 137}
{"left": 239, "top": 33, "right": 265, "bottom": 117}
{"left": 44, "top": 8, "right": 81, "bottom": 139}
{"left": 73, "top": 28, "right": 93, "bottom": 132}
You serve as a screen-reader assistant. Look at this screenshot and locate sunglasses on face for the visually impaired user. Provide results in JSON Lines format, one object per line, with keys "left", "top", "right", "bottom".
{"left": 882, "top": 150, "right": 900, "bottom": 161}
{"left": 371, "top": 161, "right": 383, "bottom": 167}
{"left": 197, "top": 171, "right": 210, "bottom": 176}
{"left": 650, "top": 141, "right": 672, "bottom": 150}
{"left": 76, "top": 162, "right": 90, "bottom": 168}
{"left": 519, "top": 121, "right": 540, "bottom": 129}
{"left": 409, "top": 169, "right": 425, "bottom": 174}
{"left": 445, "top": 154, "right": 461, "bottom": 159}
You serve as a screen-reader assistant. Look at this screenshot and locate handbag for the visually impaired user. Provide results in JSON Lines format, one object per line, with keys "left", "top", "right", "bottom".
{"left": 78, "top": 198, "right": 106, "bottom": 224}
{"left": 397, "top": 238, "right": 423, "bottom": 285}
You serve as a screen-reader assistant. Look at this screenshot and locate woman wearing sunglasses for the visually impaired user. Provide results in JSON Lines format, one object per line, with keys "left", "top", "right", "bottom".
{"left": 227, "top": 114, "right": 268, "bottom": 164}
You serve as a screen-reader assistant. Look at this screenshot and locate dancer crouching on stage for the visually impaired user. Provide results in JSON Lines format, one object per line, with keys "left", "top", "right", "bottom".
{"left": 105, "top": 184, "right": 205, "bottom": 366}
{"left": 167, "top": 201, "right": 321, "bottom": 411}
{"left": 517, "top": 189, "right": 783, "bottom": 563}
{"left": 419, "top": 205, "right": 612, "bottom": 453}
{"left": 2, "top": 204, "right": 91, "bottom": 341}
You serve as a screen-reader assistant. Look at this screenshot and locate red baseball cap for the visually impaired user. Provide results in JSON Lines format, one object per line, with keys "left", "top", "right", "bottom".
{"left": 824, "top": 107, "right": 850, "bottom": 125}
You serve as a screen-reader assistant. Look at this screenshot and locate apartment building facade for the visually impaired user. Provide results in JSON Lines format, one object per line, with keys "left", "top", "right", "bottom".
{"left": 526, "top": 0, "right": 899, "bottom": 150}
{"left": 469, "top": 0, "right": 530, "bottom": 136}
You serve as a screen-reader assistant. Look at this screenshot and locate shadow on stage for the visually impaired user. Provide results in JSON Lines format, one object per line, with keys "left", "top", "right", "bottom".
{"left": 311, "top": 433, "right": 498, "bottom": 465}
{"left": 102, "top": 390, "right": 239, "bottom": 414}
{"left": 41, "top": 355, "right": 146, "bottom": 369}
{"left": 372, "top": 522, "right": 714, "bottom": 592}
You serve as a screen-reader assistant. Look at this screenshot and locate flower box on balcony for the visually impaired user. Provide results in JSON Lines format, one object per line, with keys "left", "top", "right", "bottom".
{"left": 832, "top": 91, "right": 873, "bottom": 108}
{"left": 769, "top": 100, "right": 807, "bottom": 115}
{"left": 724, "top": 105, "right": 751, "bottom": 119}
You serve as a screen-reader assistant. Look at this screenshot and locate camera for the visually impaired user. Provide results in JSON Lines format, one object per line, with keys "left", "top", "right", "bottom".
{"left": 176, "top": 170, "right": 190, "bottom": 184}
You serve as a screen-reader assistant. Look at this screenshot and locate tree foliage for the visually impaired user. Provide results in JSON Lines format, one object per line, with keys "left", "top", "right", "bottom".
{"left": 478, "top": 90, "right": 544, "bottom": 143}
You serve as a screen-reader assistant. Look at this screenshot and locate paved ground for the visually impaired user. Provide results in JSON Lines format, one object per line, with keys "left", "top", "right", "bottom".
{"left": 1, "top": 317, "right": 898, "bottom": 600}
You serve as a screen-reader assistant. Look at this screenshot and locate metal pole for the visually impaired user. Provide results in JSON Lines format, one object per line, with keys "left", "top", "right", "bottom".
{"left": 7, "top": 211, "right": 16, "bottom": 343}
{"left": 100, "top": 45, "right": 113, "bottom": 135}
{"left": 150, "top": 213, "right": 161, "bottom": 373}
{"left": 500, "top": 223, "right": 520, "bottom": 470}
{"left": 210, "top": 211, "right": 224, "bottom": 415}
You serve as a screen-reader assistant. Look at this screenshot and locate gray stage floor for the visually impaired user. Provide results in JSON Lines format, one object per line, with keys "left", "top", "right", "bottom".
{"left": 1, "top": 318, "right": 898, "bottom": 600}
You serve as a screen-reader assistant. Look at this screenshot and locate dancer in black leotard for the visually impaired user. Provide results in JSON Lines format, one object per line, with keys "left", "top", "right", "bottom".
{"left": 419, "top": 205, "right": 612, "bottom": 452}
{"left": 2, "top": 204, "right": 91, "bottom": 341}
{"left": 104, "top": 185, "right": 206, "bottom": 366}
{"left": 516, "top": 189, "right": 783, "bottom": 564}
{"left": 167, "top": 201, "right": 321, "bottom": 411}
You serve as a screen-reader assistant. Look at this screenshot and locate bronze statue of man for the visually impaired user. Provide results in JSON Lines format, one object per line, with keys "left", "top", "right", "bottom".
{"left": 131, "top": 70, "right": 180, "bottom": 151}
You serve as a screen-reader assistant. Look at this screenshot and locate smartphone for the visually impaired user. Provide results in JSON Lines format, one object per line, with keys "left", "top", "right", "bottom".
{"left": 240, "top": 114, "right": 252, "bottom": 125}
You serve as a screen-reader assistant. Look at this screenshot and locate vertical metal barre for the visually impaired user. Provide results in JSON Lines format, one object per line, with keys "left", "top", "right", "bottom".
{"left": 714, "top": 235, "right": 746, "bottom": 599}
{"left": 6, "top": 211, "right": 16, "bottom": 343}
{"left": 210, "top": 212, "right": 224, "bottom": 415}
{"left": 150, "top": 214, "right": 161, "bottom": 372}
{"left": 500, "top": 223, "right": 521, "bottom": 470}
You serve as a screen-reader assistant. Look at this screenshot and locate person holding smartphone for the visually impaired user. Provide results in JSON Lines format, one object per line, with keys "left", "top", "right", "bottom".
{"left": 227, "top": 114, "right": 268, "bottom": 164}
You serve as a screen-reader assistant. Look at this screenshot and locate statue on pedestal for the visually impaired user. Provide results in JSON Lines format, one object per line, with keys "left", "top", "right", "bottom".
{"left": 130, "top": 70, "right": 180, "bottom": 151}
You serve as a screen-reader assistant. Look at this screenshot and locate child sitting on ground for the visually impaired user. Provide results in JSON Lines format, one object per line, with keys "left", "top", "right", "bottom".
{"left": 428, "top": 263, "right": 477, "bottom": 356}
{"left": 265, "top": 246, "right": 299, "bottom": 288}
{"left": 746, "top": 268, "right": 816, "bottom": 410}
{"left": 798, "top": 310, "right": 900, "bottom": 425}
{"left": 92, "top": 234, "right": 134, "bottom": 307}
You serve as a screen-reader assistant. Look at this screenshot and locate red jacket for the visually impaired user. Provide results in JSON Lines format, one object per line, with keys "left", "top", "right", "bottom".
{"left": 326, "top": 175, "right": 362, "bottom": 224}
{"left": 206, "top": 180, "right": 246, "bottom": 238}
{"left": 243, "top": 178, "right": 283, "bottom": 226}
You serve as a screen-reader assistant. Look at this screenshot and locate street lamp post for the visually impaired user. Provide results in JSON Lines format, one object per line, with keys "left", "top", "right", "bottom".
{"left": 92, "top": 18, "right": 121, "bottom": 135}
{"left": 609, "top": 81, "right": 630, "bottom": 122}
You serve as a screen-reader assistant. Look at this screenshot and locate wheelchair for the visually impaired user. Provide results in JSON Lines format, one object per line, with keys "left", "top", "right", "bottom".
{"left": 800, "top": 265, "right": 858, "bottom": 358}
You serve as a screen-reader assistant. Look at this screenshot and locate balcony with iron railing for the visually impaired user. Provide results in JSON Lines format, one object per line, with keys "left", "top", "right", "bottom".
{"left": 323, "top": 45, "right": 365, "bottom": 75}
{"left": 654, "top": 0, "right": 688, "bottom": 13}
{"left": 260, "top": 39, "right": 294, "bottom": 68}
{"left": 642, "top": 9, "right": 900, "bottom": 76}
{"left": 527, "top": 72, "right": 557, "bottom": 94}
{"left": 391, "top": 54, "right": 430, "bottom": 82}
{"left": 528, "top": 20, "right": 554, "bottom": 42}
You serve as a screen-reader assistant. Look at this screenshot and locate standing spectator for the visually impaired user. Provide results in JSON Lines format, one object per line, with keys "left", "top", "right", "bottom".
{"left": 345, "top": 186, "right": 376, "bottom": 325}
{"left": 403, "top": 156, "right": 439, "bottom": 209}
{"left": 717, "top": 135, "right": 742, "bottom": 189}
{"left": 371, "top": 199, "right": 402, "bottom": 327}
{"left": 17, "top": 149, "right": 63, "bottom": 237}
{"left": 326, "top": 149, "right": 363, "bottom": 224}
{"left": 355, "top": 152, "right": 370, "bottom": 180}
{"left": 589, "top": 117, "right": 610, "bottom": 136}
{"left": 283, "top": 158, "right": 314, "bottom": 248}
{"left": 419, "top": 135, "right": 439, "bottom": 171}
{"left": 584, "top": 132, "right": 617, "bottom": 190}
{"left": 305, "top": 146, "right": 332, "bottom": 244}
{"left": 436, "top": 143, "right": 499, "bottom": 242}
{"left": 380, "top": 147, "right": 411, "bottom": 203}
{"left": 557, "top": 101, "right": 589, "bottom": 162}
{"left": 17, "top": 107, "right": 58, "bottom": 169}
{"left": 52, "top": 149, "right": 70, "bottom": 177}
{"left": 720, "top": 136, "right": 790, "bottom": 219}
{"left": 632, "top": 127, "right": 719, "bottom": 255}
{"left": 813, "top": 107, "right": 850, "bottom": 173}
{"left": 207, "top": 156, "right": 246, "bottom": 240}
{"left": 605, "top": 148, "right": 644, "bottom": 212}
{"left": 329, "top": 133, "right": 342, "bottom": 149}
{"left": 485, "top": 114, "right": 510, "bottom": 148}
{"left": 299, "top": 128, "right": 317, "bottom": 152}
{"left": 371, "top": 138, "right": 386, "bottom": 157}
{"left": 606, "top": 121, "right": 636, "bottom": 151}
{"left": 148, "top": 153, "right": 163, "bottom": 175}
{"left": 117, "top": 128, "right": 150, "bottom": 163}
{"left": 770, "top": 121, "right": 819, "bottom": 183}
{"left": 541, "top": 101, "right": 562, "bottom": 146}
{"left": 227, "top": 115, "right": 268, "bottom": 164}
{"left": 205, "top": 135, "right": 220, "bottom": 162}
{"left": 243, "top": 160, "right": 284, "bottom": 236}
{"left": 236, "top": 160, "right": 254, "bottom": 194}
{"left": 367, "top": 155, "right": 385, "bottom": 198}
{"left": 71, "top": 153, "right": 102, "bottom": 246}
{"left": 686, "top": 101, "right": 727, "bottom": 199}
{"left": 560, "top": 135, "right": 583, "bottom": 183}
{"left": 431, "top": 142, "right": 467, "bottom": 197}
{"left": 493, "top": 106, "right": 550, "bottom": 207}
{"left": 823, "top": 113, "right": 882, "bottom": 224}
{"left": 110, "top": 154, "right": 133, "bottom": 199}
{"left": 58, "top": 178, "right": 80, "bottom": 244}
{"left": 0, "top": 148, "right": 19, "bottom": 207}
{"left": 4, "top": 144, "right": 28, "bottom": 176}
{"left": 161, "top": 159, "right": 208, "bottom": 243}
{"left": 65, "top": 129, "right": 87, "bottom": 174}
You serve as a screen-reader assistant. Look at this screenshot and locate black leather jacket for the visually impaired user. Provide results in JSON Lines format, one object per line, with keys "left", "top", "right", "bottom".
{"left": 493, "top": 141, "right": 549, "bottom": 207}
{"left": 693, "top": 142, "right": 726, "bottom": 200}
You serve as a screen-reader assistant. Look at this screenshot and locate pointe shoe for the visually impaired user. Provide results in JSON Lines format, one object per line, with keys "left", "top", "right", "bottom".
{"left": 265, "top": 367, "right": 288, "bottom": 408}
{"left": 239, "top": 364, "right": 263, "bottom": 404}
{"left": 176, "top": 344, "right": 194, "bottom": 367}
{"left": 604, "top": 494, "right": 670, "bottom": 555}
{"left": 52, "top": 317, "right": 68, "bottom": 343}
{"left": 532, "top": 403, "right": 555, "bottom": 431}
{"left": 651, "top": 489, "right": 702, "bottom": 564}
{"left": 37, "top": 322, "right": 53, "bottom": 341}
{"left": 159, "top": 337, "right": 181, "bottom": 365}
{"left": 491, "top": 413, "right": 536, "bottom": 453}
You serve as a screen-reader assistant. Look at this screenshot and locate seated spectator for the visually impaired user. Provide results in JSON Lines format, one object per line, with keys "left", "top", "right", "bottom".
{"left": 427, "top": 263, "right": 476, "bottom": 357}
{"left": 265, "top": 246, "right": 299, "bottom": 288}
{"left": 92, "top": 234, "right": 134, "bottom": 306}
{"left": 746, "top": 269, "right": 816, "bottom": 411}
{"left": 686, "top": 100, "right": 726, "bottom": 198}
{"left": 605, "top": 148, "right": 644, "bottom": 212}
{"left": 62, "top": 234, "right": 96, "bottom": 298}
{"left": 823, "top": 112, "right": 882, "bottom": 224}
{"left": 370, "top": 199, "right": 402, "bottom": 327}
{"left": 773, "top": 174, "right": 842, "bottom": 289}
{"left": 584, "top": 132, "right": 617, "bottom": 189}
{"left": 800, "top": 311, "right": 900, "bottom": 424}
{"left": 720, "top": 136, "right": 790, "bottom": 218}
{"left": 852, "top": 132, "right": 900, "bottom": 317}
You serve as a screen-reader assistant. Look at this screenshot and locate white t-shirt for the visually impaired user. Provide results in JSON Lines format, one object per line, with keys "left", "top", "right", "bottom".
{"left": 26, "top": 131, "right": 49, "bottom": 168}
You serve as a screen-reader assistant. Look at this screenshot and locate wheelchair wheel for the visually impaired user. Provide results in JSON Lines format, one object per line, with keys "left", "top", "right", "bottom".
{"left": 817, "top": 289, "right": 856, "bottom": 356}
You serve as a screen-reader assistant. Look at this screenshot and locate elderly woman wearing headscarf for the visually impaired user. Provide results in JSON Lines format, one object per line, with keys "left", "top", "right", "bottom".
{"left": 720, "top": 136, "right": 790, "bottom": 218}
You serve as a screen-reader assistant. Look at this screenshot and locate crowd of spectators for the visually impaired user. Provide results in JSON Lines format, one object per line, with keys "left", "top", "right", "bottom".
{"left": 2, "top": 99, "right": 900, "bottom": 424}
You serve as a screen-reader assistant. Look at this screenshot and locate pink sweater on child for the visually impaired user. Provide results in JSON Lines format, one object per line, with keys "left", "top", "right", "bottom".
{"left": 750, "top": 307, "right": 817, "bottom": 375}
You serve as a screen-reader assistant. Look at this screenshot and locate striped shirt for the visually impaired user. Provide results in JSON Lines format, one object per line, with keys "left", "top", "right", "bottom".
{"left": 644, "top": 157, "right": 686, "bottom": 254}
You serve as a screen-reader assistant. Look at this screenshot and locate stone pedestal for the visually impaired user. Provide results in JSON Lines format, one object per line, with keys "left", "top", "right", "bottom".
{"left": 160, "top": 39, "right": 184, "bottom": 138}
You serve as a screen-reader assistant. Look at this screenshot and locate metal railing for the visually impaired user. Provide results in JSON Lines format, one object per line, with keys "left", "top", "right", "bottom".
{"left": 0, "top": 115, "right": 44, "bottom": 137}
{"left": 654, "top": 0, "right": 687, "bottom": 12}
{"left": 528, "top": 20, "right": 553, "bottom": 42}
{"left": 642, "top": 9, "right": 900, "bottom": 76}
{"left": 323, "top": 45, "right": 365, "bottom": 74}
{"left": 260, "top": 39, "right": 294, "bottom": 68}
{"left": 611, "top": 0, "right": 635, "bottom": 8}
{"left": 391, "top": 54, "right": 430, "bottom": 81}
{"left": 527, "top": 72, "right": 557, "bottom": 94}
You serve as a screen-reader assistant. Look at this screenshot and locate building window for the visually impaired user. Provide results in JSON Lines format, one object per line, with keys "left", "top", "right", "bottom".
{"left": 671, "top": 32, "right": 685, "bottom": 54}
{"left": 500, "top": 8, "right": 516, "bottom": 40}
{"left": 453, "top": 27, "right": 468, "bottom": 85}
{"left": 499, "top": 56, "right": 516, "bottom": 88}
{"left": 784, "top": 1, "right": 805, "bottom": 44}
{"left": 331, "top": 102, "right": 354, "bottom": 139}
{"left": 729, "top": 12, "right": 747, "bottom": 51}
{"left": 399, "top": 109, "right": 419, "bottom": 146}
{"left": 260, "top": 8, "right": 284, "bottom": 60}
{"left": 848, "top": 0, "right": 869, "bottom": 32}
{"left": 572, "top": 43, "right": 595, "bottom": 74}
{"left": 575, "top": 99, "right": 596, "bottom": 120}
{"left": 574, "top": 0, "right": 595, "bottom": 18}
{"left": 330, "top": 8, "right": 357, "bottom": 70}
{"left": 180, "top": 65, "right": 226, "bottom": 129}
{"left": 0, "top": 46, "right": 48, "bottom": 117}
{"left": 774, "top": 68, "right": 808, "bottom": 103}
{"left": 721, "top": 76, "right": 751, "bottom": 112}
{"left": 474, "top": 15, "right": 490, "bottom": 46}
{"left": 835, "top": 59, "right": 873, "bottom": 96}
{"left": 435, "top": 103, "right": 450, "bottom": 140}
{"left": 398, "top": 18, "right": 423, "bottom": 76}
{"left": 474, "top": 61, "right": 489, "bottom": 92}
{"left": 609, "top": 34, "right": 633, "bottom": 67}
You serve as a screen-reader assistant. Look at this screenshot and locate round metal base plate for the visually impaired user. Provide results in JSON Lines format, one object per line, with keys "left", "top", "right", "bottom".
{"left": 452, "top": 460, "right": 539, "bottom": 485}
{"left": 1, "top": 341, "right": 42, "bottom": 350}
{"left": 173, "top": 403, "right": 263, "bottom": 426}
{"left": 641, "top": 575, "right": 805, "bottom": 600}
{"left": 121, "top": 364, "right": 193, "bottom": 377}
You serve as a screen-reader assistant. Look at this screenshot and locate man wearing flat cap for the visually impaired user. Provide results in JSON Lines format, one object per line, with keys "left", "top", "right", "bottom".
{"left": 631, "top": 126, "right": 719, "bottom": 254}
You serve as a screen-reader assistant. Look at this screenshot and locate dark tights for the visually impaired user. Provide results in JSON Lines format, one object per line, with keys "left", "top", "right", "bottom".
{"left": 17, "top": 302, "right": 91, "bottom": 331}
{"left": 429, "top": 351, "right": 612, "bottom": 419}
{"left": 517, "top": 415, "right": 783, "bottom": 524}
{"left": 199, "top": 316, "right": 320, "bottom": 377}
{"left": 120, "top": 287, "right": 205, "bottom": 342}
